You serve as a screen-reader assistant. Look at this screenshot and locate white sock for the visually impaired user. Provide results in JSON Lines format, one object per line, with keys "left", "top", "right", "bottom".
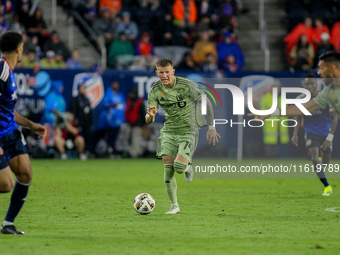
{"left": 2, "top": 220, "right": 13, "bottom": 226}
{"left": 172, "top": 203, "right": 179, "bottom": 207}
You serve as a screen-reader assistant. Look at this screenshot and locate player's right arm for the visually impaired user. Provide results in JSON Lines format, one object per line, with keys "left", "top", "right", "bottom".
{"left": 145, "top": 106, "right": 157, "bottom": 124}
{"left": 14, "top": 110, "right": 47, "bottom": 139}
{"left": 248, "top": 99, "right": 321, "bottom": 120}
{"left": 205, "top": 97, "right": 221, "bottom": 145}
{"left": 145, "top": 85, "right": 159, "bottom": 124}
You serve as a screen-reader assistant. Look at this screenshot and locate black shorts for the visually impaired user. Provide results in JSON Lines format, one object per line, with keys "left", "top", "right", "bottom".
{"left": 0, "top": 129, "right": 31, "bottom": 169}
{"left": 305, "top": 132, "right": 332, "bottom": 154}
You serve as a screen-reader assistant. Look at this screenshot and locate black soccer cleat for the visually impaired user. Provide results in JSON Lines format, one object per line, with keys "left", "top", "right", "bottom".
{"left": 1, "top": 225, "right": 25, "bottom": 235}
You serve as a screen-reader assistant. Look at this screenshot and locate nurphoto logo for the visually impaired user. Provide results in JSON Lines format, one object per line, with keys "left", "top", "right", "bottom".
{"left": 200, "top": 83, "right": 312, "bottom": 128}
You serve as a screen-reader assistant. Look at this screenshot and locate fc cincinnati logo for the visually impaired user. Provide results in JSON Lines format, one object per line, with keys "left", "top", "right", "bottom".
{"left": 72, "top": 73, "right": 104, "bottom": 108}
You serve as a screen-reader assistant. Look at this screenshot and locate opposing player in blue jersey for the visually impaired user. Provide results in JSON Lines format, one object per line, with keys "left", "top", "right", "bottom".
{"left": 0, "top": 31, "right": 46, "bottom": 235}
{"left": 291, "top": 74, "right": 338, "bottom": 196}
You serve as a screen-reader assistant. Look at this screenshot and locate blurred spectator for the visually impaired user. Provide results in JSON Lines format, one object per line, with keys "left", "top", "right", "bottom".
{"left": 66, "top": 48, "right": 83, "bottom": 69}
{"left": 27, "top": 8, "right": 49, "bottom": 47}
{"left": 43, "top": 30, "right": 71, "bottom": 61}
{"left": 41, "top": 81, "right": 66, "bottom": 127}
{"left": 289, "top": 34, "right": 314, "bottom": 71}
{"left": 99, "top": 0, "right": 122, "bottom": 16}
{"left": 22, "top": 32, "right": 34, "bottom": 53}
{"left": 173, "top": 0, "right": 197, "bottom": 27}
{"left": 92, "top": 8, "right": 117, "bottom": 48}
{"left": 331, "top": 21, "right": 340, "bottom": 51}
{"left": 54, "top": 112, "right": 87, "bottom": 160}
{"left": 153, "top": 11, "right": 186, "bottom": 46}
{"left": 40, "top": 50, "right": 57, "bottom": 68}
{"left": 149, "top": 0, "right": 164, "bottom": 29}
{"left": 128, "top": 56, "right": 147, "bottom": 71}
{"left": 10, "top": 13, "right": 26, "bottom": 34}
{"left": 135, "top": 32, "right": 153, "bottom": 55}
{"left": 71, "top": 83, "right": 93, "bottom": 154}
{"left": 54, "top": 50, "right": 67, "bottom": 68}
{"left": 16, "top": 0, "right": 31, "bottom": 29}
{"left": 197, "top": 15, "right": 213, "bottom": 35}
{"left": 31, "top": 35, "right": 42, "bottom": 59}
{"left": 116, "top": 11, "right": 138, "bottom": 41}
{"left": 217, "top": 31, "right": 244, "bottom": 70}
{"left": 312, "top": 18, "right": 330, "bottom": 46}
{"left": 192, "top": 30, "right": 217, "bottom": 64}
{"left": 98, "top": 81, "right": 125, "bottom": 156}
{"left": 219, "top": 0, "right": 238, "bottom": 29}
{"left": 286, "top": 0, "right": 309, "bottom": 31}
{"left": 108, "top": 31, "right": 134, "bottom": 68}
{"left": 221, "top": 54, "right": 239, "bottom": 72}
{"left": 123, "top": 87, "right": 146, "bottom": 158}
{"left": 0, "top": 14, "right": 10, "bottom": 34}
{"left": 284, "top": 17, "right": 313, "bottom": 57}
{"left": 310, "top": 0, "right": 331, "bottom": 22}
{"left": 315, "top": 33, "right": 334, "bottom": 64}
{"left": 134, "top": 32, "right": 158, "bottom": 70}
{"left": 22, "top": 49, "right": 38, "bottom": 68}
{"left": 197, "top": 0, "right": 215, "bottom": 20}
{"left": 134, "top": 0, "right": 156, "bottom": 35}
{"left": 3, "top": 0, "right": 16, "bottom": 21}
{"left": 83, "top": 0, "right": 97, "bottom": 26}
{"left": 177, "top": 52, "right": 197, "bottom": 70}
{"left": 199, "top": 52, "right": 218, "bottom": 72}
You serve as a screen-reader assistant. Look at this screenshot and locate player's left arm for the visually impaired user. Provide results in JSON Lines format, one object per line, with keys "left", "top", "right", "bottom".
{"left": 205, "top": 97, "right": 221, "bottom": 145}
{"left": 14, "top": 110, "right": 47, "bottom": 139}
{"left": 321, "top": 111, "right": 338, "bottom": 150}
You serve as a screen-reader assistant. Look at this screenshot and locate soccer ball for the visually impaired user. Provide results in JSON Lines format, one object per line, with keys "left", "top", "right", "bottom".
{"left": 133, "top": 193, "right": 155, "bottom": 215}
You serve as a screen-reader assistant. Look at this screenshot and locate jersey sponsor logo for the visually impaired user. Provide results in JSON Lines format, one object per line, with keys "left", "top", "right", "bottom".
{"left": 178, "top": 102, "right": 186, "bottom": 108}
{"left": 165, "top": 103, "right": 177, "bottom": 108}
{"left": 176, "top": 92, "right": 183, "bottom": 101}
{"left": 160, "top": 97, "right": 165, "bottom": 101}
{"left": 72, "top": 73, "right": 104, "bottom": 108}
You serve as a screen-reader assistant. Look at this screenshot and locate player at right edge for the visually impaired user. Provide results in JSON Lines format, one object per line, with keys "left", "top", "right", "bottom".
{"left": 291, "top": 74, "right": 338, "bottom": 196}
{"left": 146, "top": 58, "right": 220, "bottom": 214}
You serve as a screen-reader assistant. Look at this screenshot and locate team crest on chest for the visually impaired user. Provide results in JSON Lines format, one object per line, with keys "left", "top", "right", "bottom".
{"left": 176, "top": 92, "right": 183, "bottom": 101}
{"left": 178, "top": 101, "right": 186, "bottom": 108}
{"left": 160, "top": 91, "right": 163, "bottom": 97}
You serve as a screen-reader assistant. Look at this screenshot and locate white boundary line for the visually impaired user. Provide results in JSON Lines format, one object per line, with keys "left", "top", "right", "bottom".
{"left": 325, "top": 207, "right": 340, "bottom": 212}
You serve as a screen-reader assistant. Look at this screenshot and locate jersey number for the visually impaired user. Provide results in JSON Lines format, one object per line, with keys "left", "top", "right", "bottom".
{"left": 183, "top": 141, "right": 191, "bottom": 150}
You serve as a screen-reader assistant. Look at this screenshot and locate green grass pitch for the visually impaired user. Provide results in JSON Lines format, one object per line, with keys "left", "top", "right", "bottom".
{"left": 1, "top": 158, "right": 340, "bottom": 255}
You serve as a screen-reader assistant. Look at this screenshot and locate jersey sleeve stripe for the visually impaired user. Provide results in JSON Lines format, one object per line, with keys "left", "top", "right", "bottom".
{"left": 0, "top": 62, "right": 9, "bottom": 82}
